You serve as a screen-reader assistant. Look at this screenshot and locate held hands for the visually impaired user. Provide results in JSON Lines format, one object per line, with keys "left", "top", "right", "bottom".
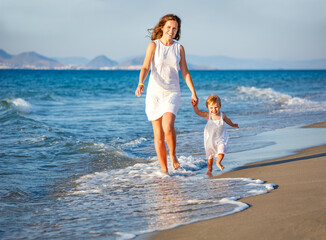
{"left": 135, "top": 84, "right": 144, "bottom": 97}
{"left": 191, "top": 94, "right": 198, "bottom": 107}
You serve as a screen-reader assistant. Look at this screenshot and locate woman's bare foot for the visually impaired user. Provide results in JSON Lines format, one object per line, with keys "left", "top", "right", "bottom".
{"left": 160, "top": 169, "right": 169, "bottom": 176}
{"left": 161, "top": 168, "right": 168, "bottom": 174}
{"left": 206, "top": 169, "right": 213, "bottom": 176}
{"left": 216, "top": 163, "right": 224, "bottom": 171}
{"left": 170, "top": 154, "right": 180, "bottom": 170}
{"left": 206, "top": 163, "right": 213, "bottom": 175}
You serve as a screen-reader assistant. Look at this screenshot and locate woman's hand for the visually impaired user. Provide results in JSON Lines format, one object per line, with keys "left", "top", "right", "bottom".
{"left": 191, "top": 94, "right": 198, "bottom": 106}
{"left": 135, "top": 85, "right": 144, "bottom": 97}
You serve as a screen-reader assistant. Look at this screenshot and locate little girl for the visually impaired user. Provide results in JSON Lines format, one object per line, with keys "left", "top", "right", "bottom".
{"left": 193, "top": 94, "right": 239, "bottom": 175}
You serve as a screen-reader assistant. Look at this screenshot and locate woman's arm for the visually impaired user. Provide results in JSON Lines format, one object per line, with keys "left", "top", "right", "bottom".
{"left": 179, "top": 45, "right": 198, "bottom": 106}
{"left": 135, "top": 42, "right": 156, "bottom": 97}
{"left": 223, "top": 113, "right": 239, "bottom": 128}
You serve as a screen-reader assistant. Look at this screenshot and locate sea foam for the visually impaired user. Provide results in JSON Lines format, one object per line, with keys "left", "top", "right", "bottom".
{"left": 57, "top": 157, "right": 275, "bottom": 238}
{"left": 237, "top": 86, "right": 318, "bottom": 106}
{"left": 122, "top": 137, "right": 148, "bottom": 147}
{"left": 7, "top": 98, "right": 33, "bottom": 114}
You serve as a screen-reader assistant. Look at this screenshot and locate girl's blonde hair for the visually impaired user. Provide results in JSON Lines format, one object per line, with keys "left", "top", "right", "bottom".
{"left": 148, "top": 14, "right": 181, "bottom": 41}
{"left": 206, "top": 94, "right": 221, "bottom": 108}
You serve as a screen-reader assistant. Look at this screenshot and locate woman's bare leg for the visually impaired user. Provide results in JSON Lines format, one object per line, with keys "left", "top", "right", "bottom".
{"left": 162, "top": 112, "right": 180, "bottom": 170}
{"left": 152, "top": 117, "right": 168, "bottom": 173}
{"left": 206, "top": 158, "right": 213, "bottom": 175}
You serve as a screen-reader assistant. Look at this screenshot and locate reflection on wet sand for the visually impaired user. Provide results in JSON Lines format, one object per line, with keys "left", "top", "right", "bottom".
{"left": 147, "top": 178, "right": 189, "bottom": 230}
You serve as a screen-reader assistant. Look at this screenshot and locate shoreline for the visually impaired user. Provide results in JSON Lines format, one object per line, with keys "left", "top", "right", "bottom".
{"left": 138, "top": 122, "right": 326, "bottom": 240}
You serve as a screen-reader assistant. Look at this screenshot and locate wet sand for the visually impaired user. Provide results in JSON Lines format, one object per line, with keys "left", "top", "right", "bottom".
{"left": 138, "top": 122, "right": 326, "bottom": 240}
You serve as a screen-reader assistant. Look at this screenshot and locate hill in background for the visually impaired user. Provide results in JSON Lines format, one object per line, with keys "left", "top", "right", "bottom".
{"left": 86, "top": 55, "right": 118, "bottom": 69}
{"left": 0, "top": 49, "right": 63, "bottom": 69}
{"left": 1, "top": 48, "right": 326, "bottom": 70}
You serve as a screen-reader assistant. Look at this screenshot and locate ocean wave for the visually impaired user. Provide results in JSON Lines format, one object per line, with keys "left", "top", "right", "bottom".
{"left": 2, "top": 98, "right": 34, "bottom": 114}
{"left": 1, "top": 188, "right": 32, "bottom": 202}
{"left": 78, "top": 141, "right": 114, "bottom": 153}
{"left": 236, "top": 86, "right": 318, "bottom": 106}
{"left": 115, "top": 232, "right": 136, "bottom": 240}
{"left": 58, "top": 166, "right": 275, "bottom": 239}
{"left": 122, "top": 137, "right": 148, "bottom": 147}
{"left": 236, "top": 86, "right": 326, "bottom": 114}
{"left": 178, "top": 155, "right": 207, "bottom": 171}
{"left": 70, "top": 155, "right": 206, "bottom": 197}
{"left": 77, "top": 141, "right": 135, "bottom": 159}
{"left": 14, "top": 136, "right": 47, "bottom": 145}
{"left": 73, "top": 140, "right": 148, "bottom": 172}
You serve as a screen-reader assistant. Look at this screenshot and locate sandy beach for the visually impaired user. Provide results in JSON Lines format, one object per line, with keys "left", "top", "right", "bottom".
{"left": 139, "top": 122, "right": 326, "bottom": 240}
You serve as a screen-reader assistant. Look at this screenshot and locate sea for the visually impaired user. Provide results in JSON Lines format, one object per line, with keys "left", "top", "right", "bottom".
{"left": 1, "top": 70, "right": 326, "bottom": 239}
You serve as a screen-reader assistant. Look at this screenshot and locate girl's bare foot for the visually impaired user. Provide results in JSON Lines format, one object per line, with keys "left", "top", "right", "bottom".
{"left": 216, "top": 163, "right": 224, "bottom": 171}
{"left": 170, "top": 154, "right": 180, "bottom": 170}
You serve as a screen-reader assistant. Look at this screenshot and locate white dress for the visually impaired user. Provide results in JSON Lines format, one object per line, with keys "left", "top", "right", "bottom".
{"left": 145, "top": 39, "right": 181, "bottom": 121}
{"left": 204, "top": 112, "right": 229, "bottom": 159}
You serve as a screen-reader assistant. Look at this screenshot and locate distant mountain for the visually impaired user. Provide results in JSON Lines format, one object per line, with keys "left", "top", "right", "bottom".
{"left": 117, "top": 54, "right": 326, "bottom": 70}
{"left": 118, "top": 56, "right": 144, "bottom": 66}
{"left": 117, "top": 56, "right": 144, "bottom": 69}
{"left": 1, "top": 48, "right": 326, "bottom": 70}
{"left": 187, "top": 55, "right": 326, "bottom": 70}
{"left": 0, "top": 49, "right": 63, "bottom": 69}
{"left": 116, "top": 56, "right": 211, "bottom": 70}
{"left": 54, "top": 57, "right": 90, "bottom": 66}
{"left": 86, "top": 55, "right": 118, "bottom": 69}
{"left": 0, "top": 49, "right": 12, "bottom": 59}
{"left": 13, "top": 52, "right": 62, "bottom": 68}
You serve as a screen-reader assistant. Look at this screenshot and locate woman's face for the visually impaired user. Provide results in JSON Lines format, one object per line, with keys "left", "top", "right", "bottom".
{"left": 161, "top": 20, "right": 178, "bottom": 39}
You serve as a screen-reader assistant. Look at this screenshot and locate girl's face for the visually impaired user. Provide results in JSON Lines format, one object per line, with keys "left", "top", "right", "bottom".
{"left": 161, "top": 20, "right": 178, "bottom": 40}
{"left": 208, "top": 102, "right": 221, "bottom": 116}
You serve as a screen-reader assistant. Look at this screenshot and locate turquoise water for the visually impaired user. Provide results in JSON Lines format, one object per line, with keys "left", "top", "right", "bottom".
{"left": 1, "top": 70, "right": 326, "bottom": 239}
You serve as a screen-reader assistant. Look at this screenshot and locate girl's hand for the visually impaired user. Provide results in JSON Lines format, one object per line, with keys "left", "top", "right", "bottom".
{"left": 191, "top": 94, "right": 198, "bottom": 106}
{"left": 192, "top": 99, "right": 198, "bottom": 107}
{"left": 135, "top": 85, "right": 144, "bottom": 97}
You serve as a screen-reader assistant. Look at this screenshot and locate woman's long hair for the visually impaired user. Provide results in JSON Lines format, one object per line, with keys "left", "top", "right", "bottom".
{"left": 148, "top": 14, "right": 181, "bottom": 41}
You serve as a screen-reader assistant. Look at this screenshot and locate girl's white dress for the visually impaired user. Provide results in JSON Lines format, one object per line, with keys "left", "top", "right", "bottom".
{"left": 145, "top": 39, "right": 181, "bottom": 121}
{"left": 204, "top": 112, "right": 229, "bottom": 159}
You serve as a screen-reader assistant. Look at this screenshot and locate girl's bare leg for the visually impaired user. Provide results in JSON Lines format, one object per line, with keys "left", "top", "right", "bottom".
{"left": 162, "top": 112, "right": 180, "bottom": 170}
{"left": 152, "top": 117, "right": 168, "bottom": 173}
{"left": 216, "top": 154, "right": 225, "bottom": 171}
{"left": 206, "top": 158, "right": 213, "bottom": 175}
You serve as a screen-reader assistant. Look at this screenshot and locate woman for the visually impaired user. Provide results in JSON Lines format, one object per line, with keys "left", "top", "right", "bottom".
{"left": 135, "top": 14, "right": 198, "bottom": 173}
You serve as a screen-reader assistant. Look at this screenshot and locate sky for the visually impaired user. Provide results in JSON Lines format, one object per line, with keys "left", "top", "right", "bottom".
{"left": 1, "top": 0, "right": 326, "bottom": 61}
